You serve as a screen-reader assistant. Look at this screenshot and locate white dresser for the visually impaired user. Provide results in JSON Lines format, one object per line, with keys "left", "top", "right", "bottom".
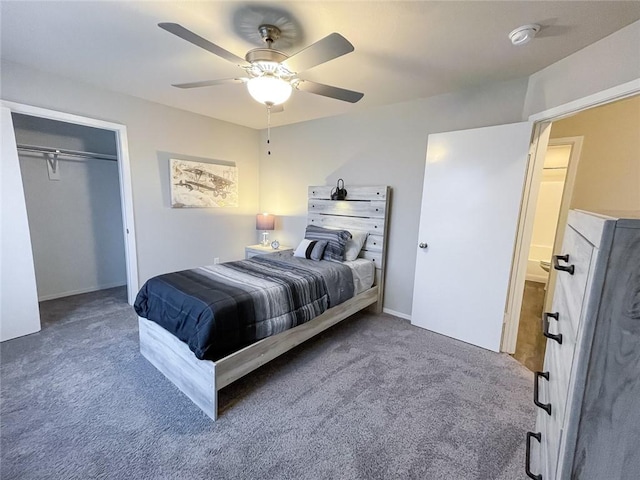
{"left": 527, "top": 210, "right": 640, "bottom": 480}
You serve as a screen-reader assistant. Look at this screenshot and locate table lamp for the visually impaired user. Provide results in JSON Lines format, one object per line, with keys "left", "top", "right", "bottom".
{"left": 256, "top": 213, "right": 275, "bottom": 246}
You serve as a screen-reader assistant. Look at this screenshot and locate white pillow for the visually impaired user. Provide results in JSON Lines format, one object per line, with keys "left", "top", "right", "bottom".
{"left": 344, "top": 230, "right": 369, "bottom": 261}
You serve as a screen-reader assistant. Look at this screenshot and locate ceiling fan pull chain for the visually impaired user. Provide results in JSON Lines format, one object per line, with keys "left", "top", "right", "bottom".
{"left": 267, "top": 105, "right": 271, "bottom": 156}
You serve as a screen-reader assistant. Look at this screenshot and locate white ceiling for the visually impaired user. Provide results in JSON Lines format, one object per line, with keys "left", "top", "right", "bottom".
{"left": 2, "top": 1, "right": 639, "bottom": 130}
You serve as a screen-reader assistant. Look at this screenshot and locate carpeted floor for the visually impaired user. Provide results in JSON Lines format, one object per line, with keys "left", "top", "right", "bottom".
{"left": 1, "top": 287, "right": 535, "bottom": 479}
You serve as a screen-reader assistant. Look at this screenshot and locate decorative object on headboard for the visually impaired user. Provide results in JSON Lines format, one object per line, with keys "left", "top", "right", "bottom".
{"left": 256, "top": 213, "right": 275, "bottom": 246}
{"left": 331, "top": 179, "right": 348, "bottom": 200}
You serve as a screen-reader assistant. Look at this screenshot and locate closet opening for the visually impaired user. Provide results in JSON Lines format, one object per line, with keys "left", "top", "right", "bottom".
{"left": 12, "top": 113, "right": 129, "bottom": 325}
{"left": 1, "top": 101, "right": 137, "bottom": 341}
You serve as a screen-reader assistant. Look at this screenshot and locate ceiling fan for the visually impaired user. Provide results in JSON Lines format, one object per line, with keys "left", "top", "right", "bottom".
{"left": 159, "top": 22, "right": 364, "bottom": 109}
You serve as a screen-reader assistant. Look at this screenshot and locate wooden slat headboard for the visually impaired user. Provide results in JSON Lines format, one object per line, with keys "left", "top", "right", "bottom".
{"left": 308, "top": 185, "right": 391, "bottom": 311}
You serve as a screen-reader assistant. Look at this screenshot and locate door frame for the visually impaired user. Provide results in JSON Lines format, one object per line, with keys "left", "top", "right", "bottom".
{"left": 501, "top": 78, "right": 640, "bottom": 352}
{"left": 1, "top": 100, "right": 139, "bottom": 305}
{"left": 540, "top": 136, "right": 584, "bottom": 313}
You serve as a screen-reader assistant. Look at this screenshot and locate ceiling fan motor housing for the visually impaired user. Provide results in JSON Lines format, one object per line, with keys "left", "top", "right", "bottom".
{"left": 246, "top": 24, "right": 294, "bottom": 81}
{"left": 245, "top": 48, "right": 289, "bottom": 64}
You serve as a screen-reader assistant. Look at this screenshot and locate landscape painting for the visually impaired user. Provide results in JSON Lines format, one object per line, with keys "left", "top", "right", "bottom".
{"left": 170, "top": 158, "right": 238, "bottom": 208}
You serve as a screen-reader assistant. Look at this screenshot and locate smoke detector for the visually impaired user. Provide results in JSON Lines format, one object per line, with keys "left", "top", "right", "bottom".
{"left": 509, "top": 24, "right": 540, "bottom": 46}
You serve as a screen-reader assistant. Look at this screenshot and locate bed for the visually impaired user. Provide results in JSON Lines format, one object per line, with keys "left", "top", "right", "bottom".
{"left": 137, "top": 185, "right": 391, "bottom": 420}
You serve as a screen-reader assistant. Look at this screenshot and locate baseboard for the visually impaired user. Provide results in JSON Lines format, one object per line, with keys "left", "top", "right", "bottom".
{"left": 38, "top": 282, "right": 126, "bottom": 302}
{"left": 383, "top": 308, "right": 411, "bottom": 321}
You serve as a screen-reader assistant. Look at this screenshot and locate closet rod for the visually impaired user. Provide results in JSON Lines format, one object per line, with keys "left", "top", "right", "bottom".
{"left": 16, "top": 143, "right": 117, "bottom": 162}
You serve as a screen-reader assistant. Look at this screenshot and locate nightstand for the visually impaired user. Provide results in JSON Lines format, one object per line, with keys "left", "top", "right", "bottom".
{"left": 245, "top": 244, "right": 293, "bottom": 259}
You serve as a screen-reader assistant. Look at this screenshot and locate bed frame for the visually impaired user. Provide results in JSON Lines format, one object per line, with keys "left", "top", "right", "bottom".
{"left": 138, "top": 185, "right": 391, "bottom": 420}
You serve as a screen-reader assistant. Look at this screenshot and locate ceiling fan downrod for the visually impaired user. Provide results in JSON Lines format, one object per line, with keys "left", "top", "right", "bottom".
{"left": 258, "top": 24, "right": 281, "bottom": 47}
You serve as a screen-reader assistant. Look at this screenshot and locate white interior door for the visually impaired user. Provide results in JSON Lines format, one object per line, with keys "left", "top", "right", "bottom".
{"left": 411, "top": 122, "right": 532, "bottom": 352}
{"left": 0, "top": 106, "right": 41, "bottom": 341}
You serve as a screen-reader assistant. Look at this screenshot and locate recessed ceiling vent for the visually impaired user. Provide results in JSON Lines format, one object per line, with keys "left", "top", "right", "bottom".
{"left": 509, "top": 24, "right": 540, "bottom": 46}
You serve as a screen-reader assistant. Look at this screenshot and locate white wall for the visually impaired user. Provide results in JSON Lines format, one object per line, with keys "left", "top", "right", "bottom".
{"left": 259, "top": 78, "right": 529, "bottom": 316}
{"left": 14, "top": 114, "right": 127, "bottom": 300}
{"left": 524, "top": 20, "right": 640, "bottom": 118}
{"left": 529, "top": 146, "right": 570, "bottom": 254}
{"left": 1, "top": 60, "right": 261, "bottom": 285}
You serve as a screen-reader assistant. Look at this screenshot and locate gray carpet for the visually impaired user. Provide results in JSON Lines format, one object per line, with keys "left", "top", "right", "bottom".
{"left": 1, "top": 287, "right": 535, "bottom": 479}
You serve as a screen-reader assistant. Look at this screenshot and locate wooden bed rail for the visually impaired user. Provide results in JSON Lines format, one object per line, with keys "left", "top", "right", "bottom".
{"left": 139, "top": 287, "right": 378, "bottom": 420}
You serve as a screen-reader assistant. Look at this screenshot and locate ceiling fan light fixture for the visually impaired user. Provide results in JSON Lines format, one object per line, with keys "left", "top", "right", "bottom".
{"left": 247, "top": 75, "right": 292, "bottom": 106}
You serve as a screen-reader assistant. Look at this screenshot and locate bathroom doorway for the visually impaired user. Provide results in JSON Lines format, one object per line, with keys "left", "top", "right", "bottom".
{"left": 501, "top": 88, "right": 639, "bottom": 357}
{"left": 512, "top": 139, "right": 579, "bottom": 370}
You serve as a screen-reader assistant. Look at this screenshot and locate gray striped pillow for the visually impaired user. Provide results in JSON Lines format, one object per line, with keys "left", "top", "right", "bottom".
{"left": 293, "top": 239, "right": 328, "bottom": 261}
{"left": 305, "top": 225, "right": 351, "bottom": 261}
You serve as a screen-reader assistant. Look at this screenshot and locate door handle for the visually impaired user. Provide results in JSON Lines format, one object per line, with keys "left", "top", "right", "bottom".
{"left": 553, "top": 254, "right": 575, "bottom": 275}
{"left": 543, "top": 312, "right": 562, "bottom": 344}
{"left": 534, "top": 371, "right": 552, "bottom": 415}
{"left": 525, "top": 432, "right": 543, "bottom": 480}
{"left": 418, "top": 243, "right": 428, "bottom": 249}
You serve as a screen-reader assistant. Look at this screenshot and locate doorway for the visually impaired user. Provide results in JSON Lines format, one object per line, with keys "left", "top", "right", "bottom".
{"left": 0, "top": 101, "right": 138, "bottom": 341}
{"left": 13, "top": 114, "right": 127, "bottom": 302}
{"left": 512, "top": 141, "right": 576, "bottom": 371}
{"left": 503, "top": 92, "right": 640, "bottom": 356}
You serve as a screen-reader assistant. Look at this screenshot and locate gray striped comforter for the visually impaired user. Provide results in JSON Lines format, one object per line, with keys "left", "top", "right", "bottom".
{"left": 134, "top": 251, "right": 354, "bottom": 360}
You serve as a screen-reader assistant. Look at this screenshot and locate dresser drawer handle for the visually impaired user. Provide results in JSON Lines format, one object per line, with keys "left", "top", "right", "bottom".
{"left": 526, "top": 431, "right": 543, "bottom": 480}
{"left": 543, "top": 312, "right": 562, "bottom": 344}
{"left": 534, "top": 371, "right": 552, "bottom": 415}
{"left": 553, "top": 254, "right": 575, "bottom": 275}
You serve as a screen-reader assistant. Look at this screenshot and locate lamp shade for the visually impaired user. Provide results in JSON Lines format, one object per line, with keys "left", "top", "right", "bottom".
{"left": 247, "top": 76, "right": 292, "bottom": 106}
{"left": 256, "top": 213, "right": 275, "bottom": 231}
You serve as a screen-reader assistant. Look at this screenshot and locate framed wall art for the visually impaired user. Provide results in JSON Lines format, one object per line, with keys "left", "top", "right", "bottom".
{"left": 170, "top": 158, "right": 238, "bottom": 208}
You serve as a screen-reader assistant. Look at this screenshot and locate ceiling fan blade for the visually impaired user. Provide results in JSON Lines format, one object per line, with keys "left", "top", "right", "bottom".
{"left": 282, "top": 33, "right": 354, "bottom": 73}
{"left": 172, "top": 78, "right": 248, "bottom": 89}
{"left": 159, "top": 23, "right": 249, "bottom": 67}
{"left": 297, "top": 80, "right": 364, "bottom": 103}
{"left": 269, "top": 104, "right": 284, "bottom": 113}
